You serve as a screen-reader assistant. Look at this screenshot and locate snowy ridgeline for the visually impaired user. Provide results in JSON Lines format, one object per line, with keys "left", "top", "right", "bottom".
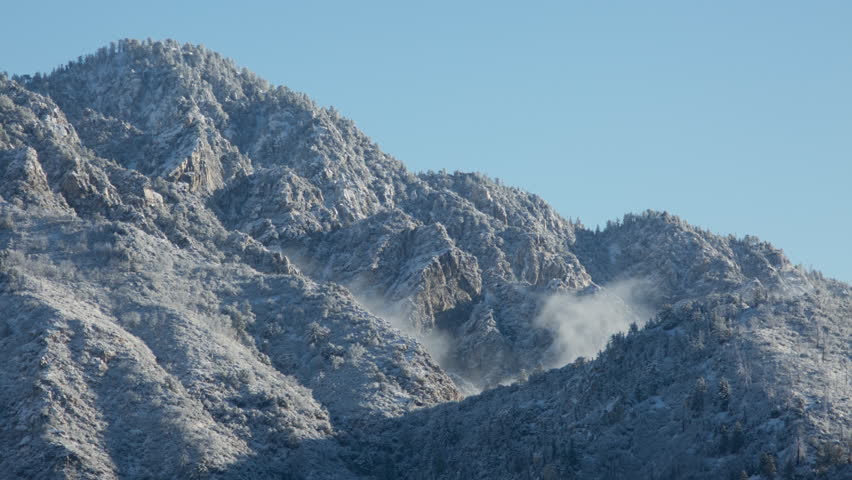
{"left": 0, "top": 40, "right": 849, "bottom": 479}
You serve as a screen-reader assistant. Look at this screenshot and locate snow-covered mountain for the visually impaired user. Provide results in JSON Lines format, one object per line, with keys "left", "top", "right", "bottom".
{"left": 1, "top": 39, "right": 849, "bottom": 479}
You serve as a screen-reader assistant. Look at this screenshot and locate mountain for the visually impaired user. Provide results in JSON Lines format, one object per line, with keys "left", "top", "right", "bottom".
{"left": 1, "top": 39, "right": 849, "bottom": 479}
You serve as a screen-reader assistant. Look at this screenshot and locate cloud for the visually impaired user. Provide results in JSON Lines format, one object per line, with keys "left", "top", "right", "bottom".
{"left": 343, "top": 284, "right": 483, "bottom": 393}
{"left": 534, "top": 279, "right": 653, "bottom": 369}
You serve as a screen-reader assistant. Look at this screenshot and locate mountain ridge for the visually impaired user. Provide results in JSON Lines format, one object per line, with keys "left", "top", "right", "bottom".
{"left": 1, "top": 39, "right": 849, "bottom": 479}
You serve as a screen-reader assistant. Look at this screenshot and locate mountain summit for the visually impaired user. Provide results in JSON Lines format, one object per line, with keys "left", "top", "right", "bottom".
{"left": 1, "top": 39, "right": 849, "bottom": 479}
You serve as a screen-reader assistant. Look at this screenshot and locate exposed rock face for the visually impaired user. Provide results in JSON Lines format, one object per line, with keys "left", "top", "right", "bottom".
{"left": 1, "top": 52, "right": 460, "bottom": 479}
{"left": 0, "top": 147, "right": 67, "bottom": 210}
{"left": 1, "top": 40, "right": 849, "bottom": 479}
{"left": 573, "top": 212, "right": 810, "bottom": 302}
{"left": 20, "top": 39, "right": 601, "bottom": 386}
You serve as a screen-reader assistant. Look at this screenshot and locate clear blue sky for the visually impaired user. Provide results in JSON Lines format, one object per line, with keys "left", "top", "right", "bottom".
{"left": 2, "top": 1, "right": 851, "bottom": 282}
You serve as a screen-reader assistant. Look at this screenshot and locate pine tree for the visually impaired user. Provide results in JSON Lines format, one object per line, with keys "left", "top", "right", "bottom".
{"left": 691, "top": 377, "right": 708, "bottom": 413}
{"left": 718, "top": 378, "right": 731, "bottom": 410}
{"left": 566, "top": 438, "right": 579, "bottom": 468}
{"left": 759, "top": 452, "right": 777, "bottom": 478}
{"left": 782, "top": 458, "right": 795, "bottom": 479}
{"left": 719, "top": 424, "right": 731, "bottom": 454}
{"left": 731, "top": 422, "right": 745, "bottom": 453}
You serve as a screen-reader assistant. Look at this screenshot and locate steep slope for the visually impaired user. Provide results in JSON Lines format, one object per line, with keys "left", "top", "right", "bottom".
{"left": 21, "top": 40, "right": 594, "bottom": 388}
{"left": 26, "top": 41, "right": 820, "bottom": 390}
{"left": 1, "top": 40, "right": 849, "bottom": 479}
{"left": 0, "top": 70, "right": 458, "bottom": 479}
{"left": 356, "top": 282, "right": 851, "bottom": 479}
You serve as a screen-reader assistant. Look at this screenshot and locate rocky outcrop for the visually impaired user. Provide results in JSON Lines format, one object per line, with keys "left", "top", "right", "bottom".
{"left": 0, "top": 147, "right": 68, "bottom": 210}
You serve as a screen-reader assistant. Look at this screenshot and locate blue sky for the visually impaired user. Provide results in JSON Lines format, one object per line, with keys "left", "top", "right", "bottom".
{"left": 2, "top": 1, "right": 851, "bottom": 282}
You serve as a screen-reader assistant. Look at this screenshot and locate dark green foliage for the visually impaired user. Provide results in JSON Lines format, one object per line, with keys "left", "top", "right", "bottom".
{"left": 782, "top": 458, "right": 795, "bottom": 479}
{"left": 719, "top": 424, "right": 731, "bottom": 455}
{"left": 815, "top": 441, "right": 847, "bottom": 473}
{"left": 730, "top": 422, "right": 746, "bottom": 453}
{"left": 566, "top": 438, "right": 580, "bottom": 469}
{"left": 718, "top": 378, "right": 731, "bottom": 410}
{"left": 690, "top": 377, "right": 708, "bottom": 414}
{"left": 759, "top": 452, "right": 777, "bottom": 478}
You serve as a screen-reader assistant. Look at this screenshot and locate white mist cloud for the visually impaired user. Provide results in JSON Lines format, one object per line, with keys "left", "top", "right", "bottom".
{"left": 534, "top": 279, "right": 654, "bottom": 369}
{"left": 344, "top": 284, "right": 484, "bottom": 393}
{"left": 347, "top": 288, "right": 456, "bottom": 364}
